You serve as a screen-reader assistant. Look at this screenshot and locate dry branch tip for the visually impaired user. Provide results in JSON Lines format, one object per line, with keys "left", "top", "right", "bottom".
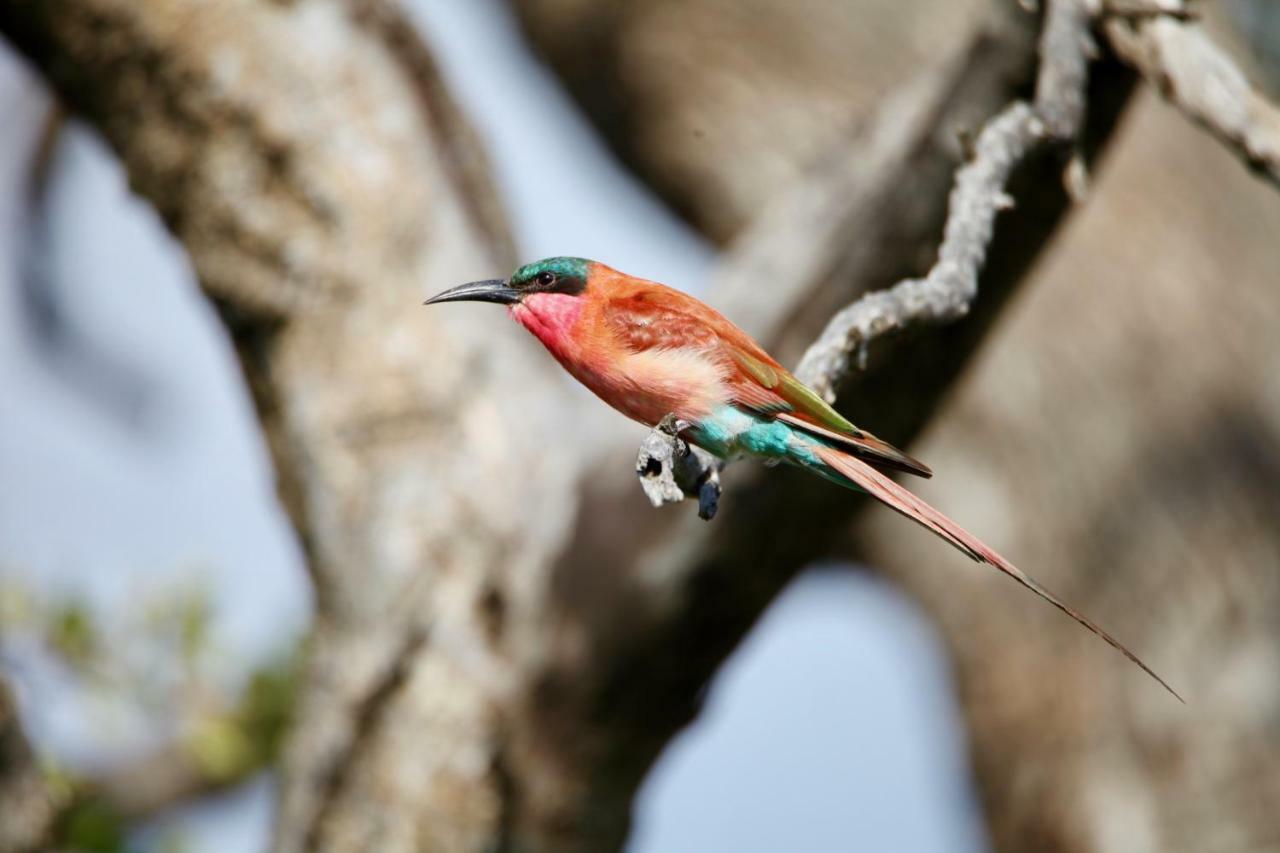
{"left": 636, "top": 415, "right": 722, "bottom": 520}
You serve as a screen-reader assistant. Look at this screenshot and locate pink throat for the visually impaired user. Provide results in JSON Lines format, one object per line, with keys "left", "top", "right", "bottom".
{"left": 509, "top": 292, "right": 585, "bottom": 360}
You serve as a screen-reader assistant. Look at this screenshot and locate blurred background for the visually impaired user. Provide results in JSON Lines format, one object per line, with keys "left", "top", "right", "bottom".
{"left": 1, "top": 1, "right": 1278, "bottom": 851}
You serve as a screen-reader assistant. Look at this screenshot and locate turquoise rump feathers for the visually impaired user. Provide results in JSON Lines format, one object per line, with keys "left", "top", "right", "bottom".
{"left": 689, "top": 405, "right": 821, "bottom": 465}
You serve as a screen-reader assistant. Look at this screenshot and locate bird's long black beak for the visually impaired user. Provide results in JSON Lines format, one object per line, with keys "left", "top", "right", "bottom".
{"left": 423, "top": 279, "right": 520, "bottom": 306}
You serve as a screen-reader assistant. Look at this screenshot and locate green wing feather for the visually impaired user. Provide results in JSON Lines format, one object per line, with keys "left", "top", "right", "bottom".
{"left": 730, "top": 350, "right": 932, "bottom": 478}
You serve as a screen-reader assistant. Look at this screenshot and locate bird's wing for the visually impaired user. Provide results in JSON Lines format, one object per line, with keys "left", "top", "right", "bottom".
{"left": 727, "top": 348, "right": 932, "bottom": 477}
{"left": 604, "top": 283, "right": 930, "bottom": 477}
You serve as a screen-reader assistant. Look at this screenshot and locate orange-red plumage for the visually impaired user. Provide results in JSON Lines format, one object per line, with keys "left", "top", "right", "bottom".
{"left": 520, "top": 263, "right": 931, "bottom": 476}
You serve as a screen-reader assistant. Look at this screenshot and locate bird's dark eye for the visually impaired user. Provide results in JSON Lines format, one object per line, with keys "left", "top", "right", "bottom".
{"left": 536, "top": 271, "right": 556, "bottom": 287}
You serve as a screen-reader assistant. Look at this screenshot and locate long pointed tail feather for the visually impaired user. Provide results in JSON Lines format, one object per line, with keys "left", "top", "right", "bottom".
{"left": 809, "top": 443, "right": 1183, "bottom": 702}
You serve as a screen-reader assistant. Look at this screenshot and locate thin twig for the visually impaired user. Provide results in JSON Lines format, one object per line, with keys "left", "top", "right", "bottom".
{"left": 796, "top": 0, "right": 1094, "bottom": 400}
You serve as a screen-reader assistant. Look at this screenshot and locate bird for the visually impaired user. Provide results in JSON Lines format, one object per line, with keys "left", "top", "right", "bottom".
{"left": 426, "top": 256, "right": 1182, "bottom": 701}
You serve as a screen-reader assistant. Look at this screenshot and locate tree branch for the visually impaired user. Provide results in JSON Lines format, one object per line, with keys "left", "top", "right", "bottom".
{"left": 0, "top": 2, "right": 565, "bottom": 851}
{"left": 798, "top": 0, "right": 1092, "bottom": 401}
{"left": 1105, "top": 7, "right": 1280, "bottom": 188}
{"left": 635, "top": 415, "right": 722, "bottom": 519}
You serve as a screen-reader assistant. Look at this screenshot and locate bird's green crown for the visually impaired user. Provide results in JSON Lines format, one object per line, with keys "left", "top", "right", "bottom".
{"left": 510, "top": 257, "right": 591, "bottom": 295}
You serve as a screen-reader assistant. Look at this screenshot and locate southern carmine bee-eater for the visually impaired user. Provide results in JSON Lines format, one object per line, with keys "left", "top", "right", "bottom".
{"left": 426, "top": 257, "right": 1181, "bottom": 701}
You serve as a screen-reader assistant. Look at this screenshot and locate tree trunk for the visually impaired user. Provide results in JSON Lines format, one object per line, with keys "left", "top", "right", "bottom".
{"left": 0, "top": 1, "right": 589, "bottom": 849}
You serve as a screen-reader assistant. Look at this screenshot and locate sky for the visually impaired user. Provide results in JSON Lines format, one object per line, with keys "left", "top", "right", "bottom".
{"left": 0, "top": 1, "right": 987, "bottom": 850}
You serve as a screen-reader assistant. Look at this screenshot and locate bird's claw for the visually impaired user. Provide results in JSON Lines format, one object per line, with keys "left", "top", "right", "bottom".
{"left": 656, "top": 413, "right": 693, "bottom": 440}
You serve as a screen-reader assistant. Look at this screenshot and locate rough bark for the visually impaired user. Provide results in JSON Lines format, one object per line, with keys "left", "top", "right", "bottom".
{"left": 1105, "top": 8, "right": 1280, "bottom": 188}
{"left": 0, "top": 1, "right": 584, "bottom": 850}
